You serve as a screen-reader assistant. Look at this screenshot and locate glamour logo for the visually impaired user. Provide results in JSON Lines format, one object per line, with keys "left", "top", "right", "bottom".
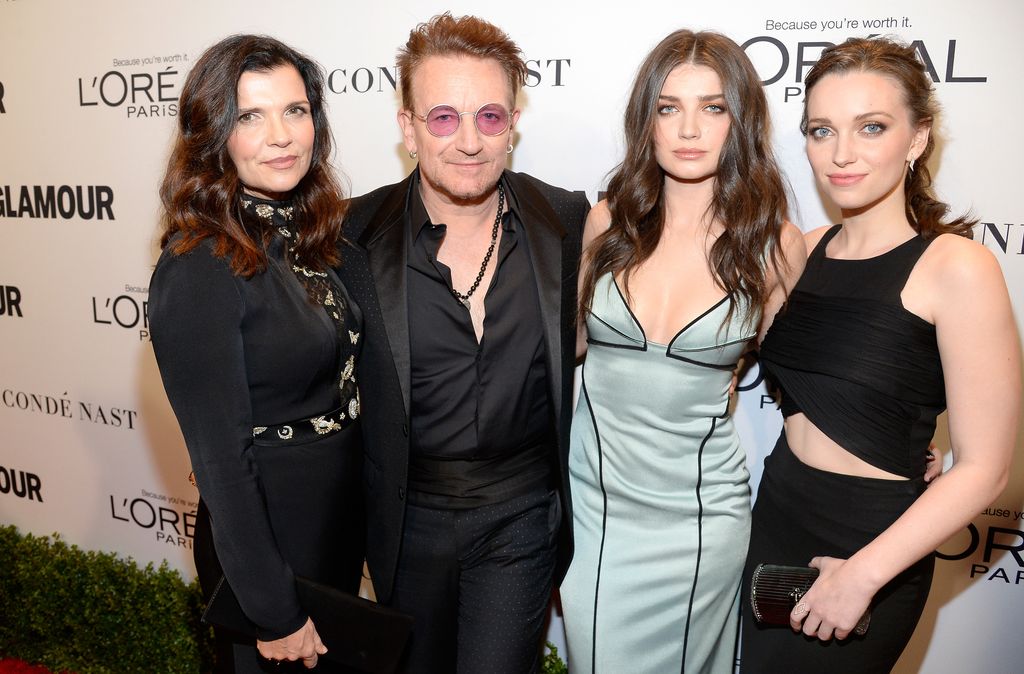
{"left": 0, "top": 185, "right": 114, "bottom": 220}
{"left": 77, "top": 59, "right": 183, "bottom": 118}
{"left": 1, "top": 388, "right": 139, "bottom": 430}
{"left": 0, "top": 465, "right": 42, "bottom": 503}
{"left": 110, "top": 491, "right": 197, "bottom": 549}
{"left": 92, "top": 287, "right": 149, "bottom": 341}
{"left": 979, "top": 222, "right": 1024, "bottom": 256}
{"left": 325, "top": 57, "right": 572, "bottom": 94}
{"left": 742, "top": 35, "right": 986, "bottom": 103}
{"left": 0, "top": 285, "right": 22, "bottom": 317}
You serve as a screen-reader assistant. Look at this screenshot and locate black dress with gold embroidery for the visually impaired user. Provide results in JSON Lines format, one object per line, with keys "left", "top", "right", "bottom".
{"left": 150, "top": 197, "right": 364, "bottom": 670}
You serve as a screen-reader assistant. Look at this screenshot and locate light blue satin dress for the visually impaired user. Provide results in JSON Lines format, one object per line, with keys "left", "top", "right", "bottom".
{"left": 562, "top": 273, "right": 754, "bottom": 674}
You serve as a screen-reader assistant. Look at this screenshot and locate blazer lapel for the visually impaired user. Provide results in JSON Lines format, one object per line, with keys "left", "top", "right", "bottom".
{"left": 358, "top": 177, "right": 413, "bottom": 417}
{"left": 509, "top": 173, "right": 568, "bottom": 433}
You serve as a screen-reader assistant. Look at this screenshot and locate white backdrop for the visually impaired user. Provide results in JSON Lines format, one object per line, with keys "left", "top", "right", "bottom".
{"left": 1, "top": 1, "right": 1022, "bottom": 671}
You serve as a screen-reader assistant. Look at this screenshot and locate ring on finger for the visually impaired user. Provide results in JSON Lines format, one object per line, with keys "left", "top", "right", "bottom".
{"left": 793, "top": 601, "right": 810, "bottom": 618}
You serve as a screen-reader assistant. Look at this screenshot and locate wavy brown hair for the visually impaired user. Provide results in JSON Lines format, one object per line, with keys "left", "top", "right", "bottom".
{"left": 579, "top": 29, "right": 790, "bottom": 330}
{"left": 396, "top": 13, "right": 528, "bottom": 110}
{"left": 801, "top": 37, "right": 975, "bottom": 239}
{"left": 159, "top": 34, "right": 346, "bottom": 276}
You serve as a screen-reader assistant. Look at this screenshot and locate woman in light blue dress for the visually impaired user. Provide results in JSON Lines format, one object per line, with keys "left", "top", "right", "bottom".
{"left": 560, "top": 29, "right": 803, "bottom": 673}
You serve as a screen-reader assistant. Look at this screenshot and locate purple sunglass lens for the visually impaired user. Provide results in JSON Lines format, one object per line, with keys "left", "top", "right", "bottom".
{"left": 475, "top": 104, "right": 509, "bottom": 135}
{"left": 424, "top": 104, "right": 509, "bottom": 136}
{"left": 425, "top": 106, "right": 461, "bottom": 135}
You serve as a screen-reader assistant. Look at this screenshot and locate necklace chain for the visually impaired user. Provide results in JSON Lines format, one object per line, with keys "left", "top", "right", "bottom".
{"left": 450, "top": 182, "right": 504, "bottom": 308}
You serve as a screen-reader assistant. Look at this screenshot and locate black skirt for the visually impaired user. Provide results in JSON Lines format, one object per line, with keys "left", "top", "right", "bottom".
{"left": 740, "top": 431, "right": 933, "bottom": 674}
{"left": 195, "top": 422, "right": 366, "bottom": 674}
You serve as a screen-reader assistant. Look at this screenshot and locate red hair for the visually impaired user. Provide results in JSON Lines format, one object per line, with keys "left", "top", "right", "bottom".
{"left": 396, "top": 13, "right": 527, "bottom": 110}
{"left": 802, "top": 37, "right": 974, "bottom": 239}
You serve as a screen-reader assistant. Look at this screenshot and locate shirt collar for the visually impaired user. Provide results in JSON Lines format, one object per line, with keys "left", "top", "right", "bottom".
{"left": 408, "top": 170, "right": 521, "bottom": 242}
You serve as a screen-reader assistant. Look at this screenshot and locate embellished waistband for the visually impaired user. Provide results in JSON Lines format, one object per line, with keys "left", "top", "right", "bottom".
{"left": 252, "top": 397, "right": 359, "bottom": 446}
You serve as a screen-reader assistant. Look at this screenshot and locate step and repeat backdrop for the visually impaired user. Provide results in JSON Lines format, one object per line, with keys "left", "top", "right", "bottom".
{"left": 1, "top": 1, "right": 1021, "bottom": 671}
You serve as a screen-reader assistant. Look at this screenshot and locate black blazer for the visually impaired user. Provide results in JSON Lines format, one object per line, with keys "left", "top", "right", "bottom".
{"left": 150, "top": 234, "right": 365, "bottom": 640}
{"left": 338, "top": 170, "right": 588, "bottom": 603}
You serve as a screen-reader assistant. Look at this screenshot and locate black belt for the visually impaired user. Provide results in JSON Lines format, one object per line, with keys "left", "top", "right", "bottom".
{"left": 252, "top": 398, "right": 358, "bottom": 446}
{"left": 407, "top": 441, "right": 555, "bottom": 509}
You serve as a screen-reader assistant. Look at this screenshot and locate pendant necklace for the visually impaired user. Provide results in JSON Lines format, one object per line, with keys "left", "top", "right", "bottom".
{"left": 449, "top": 182, "right": 504, "bottom": 311}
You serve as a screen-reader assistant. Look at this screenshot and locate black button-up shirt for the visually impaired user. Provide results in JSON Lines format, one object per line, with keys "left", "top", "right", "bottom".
{"left": 405, "top": 175, "right": 554, "bottom": 508}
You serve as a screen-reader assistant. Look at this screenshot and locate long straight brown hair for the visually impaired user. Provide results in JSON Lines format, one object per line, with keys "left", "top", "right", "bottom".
{"left": 801, "top": 37, "right": 975, "bottom": 239}
{"left": 159, "top": 34, "right": 347, "bottom": 277}
{"left": 579, "top": 29, "right": 790, "bottom": 329}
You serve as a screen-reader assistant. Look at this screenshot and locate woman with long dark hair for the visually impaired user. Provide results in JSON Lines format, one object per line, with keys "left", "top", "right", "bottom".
{"left": 150, "top": 35, "right": 363, "bottom": 672}
{"left": 560, "top": 29, "right": 803, "bottom": 673}
{"left": 741, "top": 37, "right": 1019, "bottom": 672}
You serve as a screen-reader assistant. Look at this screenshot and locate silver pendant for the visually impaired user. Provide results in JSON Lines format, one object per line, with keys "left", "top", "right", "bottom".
{"left": 461, "top": 297, "right": 471, "bottom": 311}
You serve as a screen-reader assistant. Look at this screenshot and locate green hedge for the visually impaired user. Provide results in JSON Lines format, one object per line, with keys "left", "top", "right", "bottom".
{"left": 0, "top": 526, "right": 213, "bottom": 673}
{"left": 0, "top": 525, "right": 568, "bottom": 673}
{"left": 542, "top": 643, "right": 568, "bottom": 674}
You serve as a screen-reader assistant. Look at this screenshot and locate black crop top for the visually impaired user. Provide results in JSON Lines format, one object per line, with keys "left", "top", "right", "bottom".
{"left": 759, "top": 225, "right": 946, "bottom": 478}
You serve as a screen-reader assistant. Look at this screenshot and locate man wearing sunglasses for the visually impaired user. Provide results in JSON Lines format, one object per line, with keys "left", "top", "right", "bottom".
{"left": 338, "top": 12, "right": 589, "bottom": 674}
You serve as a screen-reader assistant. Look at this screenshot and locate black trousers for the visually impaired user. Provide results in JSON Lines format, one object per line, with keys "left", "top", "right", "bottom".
{"left": 194, "top": 423, "right": 366, "bottom": 674}
{"left": 391, "top": 488, "right": 561, "bottom": 674}
{"left": 741, "top": 432, "right": 933, "bottom": 674}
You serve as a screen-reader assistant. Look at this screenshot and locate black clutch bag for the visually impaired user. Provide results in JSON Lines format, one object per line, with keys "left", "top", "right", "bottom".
{"left": 749, "top": 563, "right": 870, "bottom": 636}
{"left": 202, "top": 574, "right": 414, "bottom": 673}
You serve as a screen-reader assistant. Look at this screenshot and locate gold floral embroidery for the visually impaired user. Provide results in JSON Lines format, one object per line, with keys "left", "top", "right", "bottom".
{"left": 311, "top": 416, "right": 342, "bottom": 435}
{"left": 292, "top": 262, "right": 328, "bottom": 278}
{"left": 242, "top": 197, "right": 357, "bottom": 423}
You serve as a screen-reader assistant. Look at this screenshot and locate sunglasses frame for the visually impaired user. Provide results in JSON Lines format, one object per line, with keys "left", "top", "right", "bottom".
{"left": 409, "top": 102, "right": 513, "bottom": 138}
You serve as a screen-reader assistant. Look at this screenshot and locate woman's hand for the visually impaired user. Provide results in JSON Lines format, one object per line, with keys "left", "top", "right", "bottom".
{"left": 789, "top": 556, "right": 876, "bottom": 641}
{"left": 923, "top": 441, "right": 943, "bottom": 483}
{"left": 256, "top": 617, "right": 327, "bottom": 669}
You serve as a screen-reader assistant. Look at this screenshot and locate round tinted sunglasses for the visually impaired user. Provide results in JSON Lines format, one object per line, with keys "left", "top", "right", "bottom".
{"left": 410, "top": 103, "right": 512, "bottom": 137}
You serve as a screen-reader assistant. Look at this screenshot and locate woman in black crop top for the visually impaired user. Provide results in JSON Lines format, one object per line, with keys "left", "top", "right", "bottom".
{"left": 741, "top": 38, "right": 1020, "bottom": 673}
{"left": 149, "top": 36, "right": 363, "bottom": 672}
